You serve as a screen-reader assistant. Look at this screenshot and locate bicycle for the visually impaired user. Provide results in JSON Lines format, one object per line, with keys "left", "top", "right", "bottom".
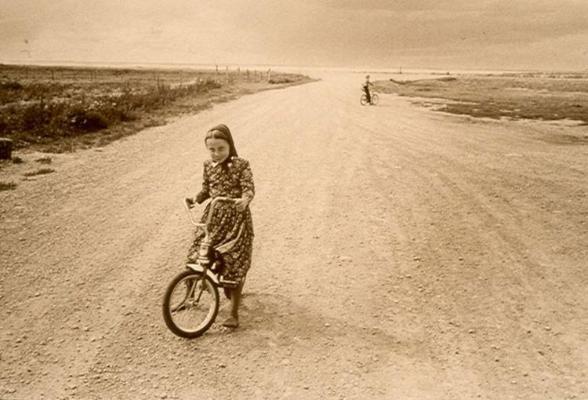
{"left": 360, "top": 91, "right": 379, "bottom": 106}
{"left": 162, "top": 196, "right": 241, "bottom": 338}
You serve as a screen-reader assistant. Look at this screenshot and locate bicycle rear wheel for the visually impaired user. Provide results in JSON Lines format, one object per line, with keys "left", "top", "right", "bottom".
{"left": 162, "top": 269, "right": 219, "bottom": 338}
{"left": 360, "top": 94, "right": 368, "bottom": 106}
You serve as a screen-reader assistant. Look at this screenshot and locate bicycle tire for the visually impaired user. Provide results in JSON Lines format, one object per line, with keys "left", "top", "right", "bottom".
{"left": 370, "top": 93, "right": 379, "bottom": 105}
{"left": 360, "top": 94, "right": 368, "bottom": 106}
{"left": 162, "top": 269, "right": 219, "bottom": 338}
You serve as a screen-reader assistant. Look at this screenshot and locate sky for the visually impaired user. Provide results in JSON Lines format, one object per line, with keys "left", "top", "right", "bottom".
{"left": 1, "top": 0, "right": 587, "bottom": 71}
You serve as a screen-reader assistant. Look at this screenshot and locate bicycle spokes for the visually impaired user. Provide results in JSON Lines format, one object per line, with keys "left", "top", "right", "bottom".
{"left": 171, "top": 278, "right": 203, "bottom": 311}
{"left": 163, "top": 271, "right": 220, "bottom": 338}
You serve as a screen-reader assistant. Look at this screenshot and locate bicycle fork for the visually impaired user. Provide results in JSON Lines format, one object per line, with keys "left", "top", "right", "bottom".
{"left": 185, "top": 239, "right": 214, "bottom": 304}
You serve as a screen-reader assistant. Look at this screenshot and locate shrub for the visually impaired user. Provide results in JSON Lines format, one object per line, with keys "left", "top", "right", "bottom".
{"left": 68, "top": 109, "right": 108, "bottom": 132}
{"left": 21, "top": 101, "right": 55, "bottom": 131}
{"left": 202, "top": 79, "right": 221, "bottom": 90}
{"left": 268, "top": 77, "right": 293, "bottom": 84}
{"left": 0, "top": 81, "right": 23, "bottom": 90}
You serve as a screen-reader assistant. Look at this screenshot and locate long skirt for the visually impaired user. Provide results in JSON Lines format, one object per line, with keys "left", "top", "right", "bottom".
{"left": 189, "top": 202, "right": 254, "bottom": 284}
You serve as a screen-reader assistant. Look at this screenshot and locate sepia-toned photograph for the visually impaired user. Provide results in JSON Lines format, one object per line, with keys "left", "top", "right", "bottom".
{"left": 1, "top": 1, "right": 587, "bottom": 399}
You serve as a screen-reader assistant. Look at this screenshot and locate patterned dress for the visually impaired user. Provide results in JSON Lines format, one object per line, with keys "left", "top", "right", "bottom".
{"left": 189, "top": 156, "right": 255, "bottom": 283}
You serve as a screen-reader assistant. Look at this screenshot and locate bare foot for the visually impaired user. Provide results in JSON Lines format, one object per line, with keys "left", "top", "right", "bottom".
{"left": 222, "top": 316, "right": 239, "bottom": 328}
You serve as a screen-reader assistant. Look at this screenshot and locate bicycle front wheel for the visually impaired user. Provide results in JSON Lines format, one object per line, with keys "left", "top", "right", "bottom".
{"left": 162, "top": 269, "right": 219, "bottom": 338}
{"left": 360, "top": 94, "right": 368, "bottom": 106}
{"left": 370, "top": 93, "right": 379, "bottom": 105}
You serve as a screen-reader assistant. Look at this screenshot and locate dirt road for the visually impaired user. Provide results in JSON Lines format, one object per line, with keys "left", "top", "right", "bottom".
{"left": 1, "top": 72, "right": 587, "bottom": 400}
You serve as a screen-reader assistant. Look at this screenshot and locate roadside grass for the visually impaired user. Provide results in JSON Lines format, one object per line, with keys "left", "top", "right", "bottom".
{"left": 1, "top": 78, "right": 222, "bottom": 150}
{"left": 269, "top": 76, "right": 297, "bottom": 84}
{"left": 375, "top": 73, "right": 588, "bottom": 125}
{"left": 23, "top": 168, "right": 55, "bottom": 177}
{"left": 0, "top": 64, "right": 312, "bottom": 153}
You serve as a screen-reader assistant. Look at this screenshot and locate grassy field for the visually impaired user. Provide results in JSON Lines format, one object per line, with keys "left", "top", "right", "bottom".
{"left": 374, "top": 72, "right": 588, "bottom": 126}
{"left": 0, "top": 64, "right": 310, "bottom": 152}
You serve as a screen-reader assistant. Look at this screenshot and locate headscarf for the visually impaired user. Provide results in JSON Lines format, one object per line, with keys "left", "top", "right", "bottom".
{"left": 205, "top": 124, "right": 239, "bottom": 168}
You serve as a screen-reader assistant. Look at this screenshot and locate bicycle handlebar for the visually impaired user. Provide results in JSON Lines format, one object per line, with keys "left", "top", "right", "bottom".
{"left": 184, "top": 196, "right": 237, "bottom": 228}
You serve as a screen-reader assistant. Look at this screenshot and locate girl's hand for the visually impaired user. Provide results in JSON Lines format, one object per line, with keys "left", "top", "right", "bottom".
{"left": 234, "top": 198, "right": 249, "bottom": 212}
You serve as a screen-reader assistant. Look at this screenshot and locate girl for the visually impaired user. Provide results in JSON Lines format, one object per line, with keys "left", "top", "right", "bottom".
{"left": 188, "top": 124, "right": 255, "bottom": 329}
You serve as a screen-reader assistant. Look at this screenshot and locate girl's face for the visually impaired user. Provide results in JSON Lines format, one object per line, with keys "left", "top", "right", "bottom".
{"left": 206, "top": 138, "right": 230, "bottom": 163}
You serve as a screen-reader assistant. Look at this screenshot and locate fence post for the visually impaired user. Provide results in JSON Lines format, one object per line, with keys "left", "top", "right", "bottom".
{"left": 0, "top": 138, "right": 13, "bottom": 160}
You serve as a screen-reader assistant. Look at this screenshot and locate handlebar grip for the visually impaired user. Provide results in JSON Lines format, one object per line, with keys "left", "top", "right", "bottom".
{"left": 184, "top": 196, "right": 238, "bottom": 228}
{"left": 184, "top": 198, "right": 195, "bottom": 209}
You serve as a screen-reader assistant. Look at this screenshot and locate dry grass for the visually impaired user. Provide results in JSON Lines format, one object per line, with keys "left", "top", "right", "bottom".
{"left": 0, "top": 181, "right": 17, "bottom": 190}
{"left": 0, "top": 64, "right": 311, "bottom": 152}
{"left": 375, "top": 73, "right": 588, "bottom": 125}
{"left": 23, "top": 168, "right": 55, "bottom": 177}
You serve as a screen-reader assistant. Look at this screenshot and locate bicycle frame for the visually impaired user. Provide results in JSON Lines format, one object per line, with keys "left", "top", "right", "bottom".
{"left": 184, "top": 196, "right": 239, "bottom": 288}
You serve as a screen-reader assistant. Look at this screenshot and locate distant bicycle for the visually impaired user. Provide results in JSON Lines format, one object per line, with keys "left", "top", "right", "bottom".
{"left": 360, "top": 92, "right": 379, "bottom": 106}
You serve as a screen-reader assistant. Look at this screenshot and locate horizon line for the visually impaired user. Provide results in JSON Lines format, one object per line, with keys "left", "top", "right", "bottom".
{"left": 1, "top": 58, "right": 586, "bottom": 74}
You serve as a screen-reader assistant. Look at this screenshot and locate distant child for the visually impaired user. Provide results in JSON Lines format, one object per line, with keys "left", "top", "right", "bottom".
{"left": 362, "top": 74, "right": 373, "bottom": 104}
{"left": 187, "top": 124, "right": 255, "bottom": 328}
